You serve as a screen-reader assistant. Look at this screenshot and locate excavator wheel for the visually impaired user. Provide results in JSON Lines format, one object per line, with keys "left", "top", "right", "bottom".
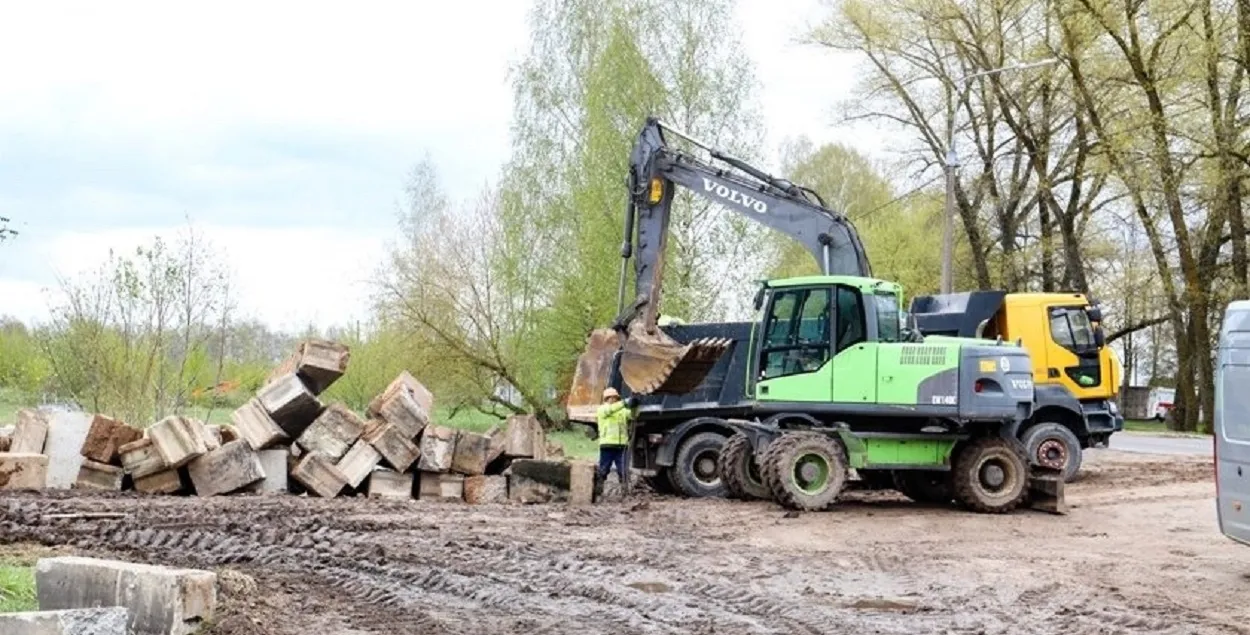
{"left": 717, "top": 433, "right": 769, "bottom": 500}
{"left": 760, "top": 431, "right": 847, "bottom": 511}
{"left": 951, "top": 436, "right": 1030, "bottom": 514}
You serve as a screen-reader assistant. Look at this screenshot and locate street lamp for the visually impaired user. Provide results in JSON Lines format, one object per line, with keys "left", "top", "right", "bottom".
{"left": 939, "top": 57, "right": 1061, "bottom": 294}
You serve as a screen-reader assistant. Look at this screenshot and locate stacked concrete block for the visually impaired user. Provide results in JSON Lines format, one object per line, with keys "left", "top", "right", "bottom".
{"left": 463, "top": 475, "right": 508, "bottom": 504}
{"left": 291, "top": 452, "right": 348, "bottom": 498}
{"left": 80, "top": 414, "right": 142, "bottom": 465}
{"left": 366, "top": 469, "right": 412, "bottom": 499}
{"left": 118, "top": 438, "right": 165, "bottom": 480}
{"left": 416, "top": 424, "right": 457, "bottom": 472}
{"left": 257, "top": 373, "right": 323, "bottom": 437}
{"left": 73, "top": 460, "right": 124, "bottom": 491}
{"left": 149, "top": 416, "right": 210, "bottom": 469}
{"left": 186, "top": 440, "right": 266, "bottom": 497}
{"left": 298, "top": 403, "right": 365, "bottom": 461}
{"left": 0, "top": 453, "right": 49, "bottom": 490}
{"left": 418, "top": 472, "right": 464, "bottom": 501}
{"left": 11, "top": 408, "right": 50, "bottom": 454}
{"left": 231, "top": 398, "right": 289, "bottom": 450}
{"left": 265, "top": 338, "right": 350, "bottom": 395}
{"left": 363, "top": 420, "right": 420, "bottom": 473}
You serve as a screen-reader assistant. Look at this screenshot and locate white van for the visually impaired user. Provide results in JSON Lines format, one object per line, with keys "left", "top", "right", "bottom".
{"left": 1216, "top": 300, "right": 1250, "bottom": 545}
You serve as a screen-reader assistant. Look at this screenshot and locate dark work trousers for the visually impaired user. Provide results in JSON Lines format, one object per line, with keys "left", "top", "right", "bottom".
{"left": 597, "top": 444, "right": 628, "bottom": 484}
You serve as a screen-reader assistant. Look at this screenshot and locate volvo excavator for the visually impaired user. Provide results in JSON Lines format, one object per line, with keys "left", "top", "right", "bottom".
{"left": 566, "top": 117, "right": 1064, "bottom": 514}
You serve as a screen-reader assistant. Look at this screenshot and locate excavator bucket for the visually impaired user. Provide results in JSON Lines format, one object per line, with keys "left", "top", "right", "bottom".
{"left": 565, "top": 322, "right": 731, "bottom": 423}
{"left": 616, "top": 320, "right": 731, "bottom": 395}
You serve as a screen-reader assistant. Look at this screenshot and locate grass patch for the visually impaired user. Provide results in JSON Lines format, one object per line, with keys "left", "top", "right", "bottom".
{"left": 1123, "top": 418, "right": 1167, "bottom": 433}
{"left": 0, "top": 566, "right": 36, "bottom": 613}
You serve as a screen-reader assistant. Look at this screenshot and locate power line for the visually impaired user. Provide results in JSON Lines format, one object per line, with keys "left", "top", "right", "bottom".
{"left": 851, "top": 173, "right": 945, "bottom": 221}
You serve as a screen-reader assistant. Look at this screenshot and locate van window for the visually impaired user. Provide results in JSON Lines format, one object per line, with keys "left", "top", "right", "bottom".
{"left": 1222, "top": 366, "right": 1250, "bottom": 441}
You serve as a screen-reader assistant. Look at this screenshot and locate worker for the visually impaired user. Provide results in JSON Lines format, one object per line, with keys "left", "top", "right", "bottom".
{"left": 596, "top": 387, "right": 638, "bottom": 498}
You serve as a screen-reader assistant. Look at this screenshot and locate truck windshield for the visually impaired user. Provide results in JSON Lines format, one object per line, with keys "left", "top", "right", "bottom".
{"left": 873, "top": 293, "right": 901, "bottom": 342}
{"left": 1050, "top": 307, "right": 1096, "bottom": 351}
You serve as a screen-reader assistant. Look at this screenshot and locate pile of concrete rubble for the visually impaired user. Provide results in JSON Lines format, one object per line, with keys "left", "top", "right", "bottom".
{"left": 0, "top": 338, "right": 595, "bottom": 505}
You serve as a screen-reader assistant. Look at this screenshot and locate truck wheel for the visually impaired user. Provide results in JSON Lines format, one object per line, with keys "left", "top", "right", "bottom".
{"left": 670, "top": 432, "right": 728, "bottom": 498}
{"left": 1021, "top": 422, "right": 1083, "bottom": 483}
{"left": 892, "top": 470, "right": 954, "bottom": 504}
{"left": 951, "top": 436, "right": 1029, "bottom": 513}
{"left": 717, "top": 433, "right": 769, "bottom": 500}
{"left": 760, "top": 432, "right": 846, "bottom": 511}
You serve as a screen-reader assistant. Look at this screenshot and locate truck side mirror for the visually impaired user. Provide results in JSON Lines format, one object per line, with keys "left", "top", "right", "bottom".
{"left": 1086, "top": 305, "right": 1103, "bottom": 323}
{"left": 753, "top": 286, "right": 766, "bottom": 311}
{"left": 1094, "top": 326, "right": 1106, "bottom": 347}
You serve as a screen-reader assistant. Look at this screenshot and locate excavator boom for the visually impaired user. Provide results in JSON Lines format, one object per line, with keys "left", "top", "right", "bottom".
{"left": 567, "top": 117, "right": 870, "bottom": 418}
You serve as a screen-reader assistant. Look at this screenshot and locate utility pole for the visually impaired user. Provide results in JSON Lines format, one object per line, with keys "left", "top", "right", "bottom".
{"left": 939, "top": 57, "right": 1061, "bottom": 294}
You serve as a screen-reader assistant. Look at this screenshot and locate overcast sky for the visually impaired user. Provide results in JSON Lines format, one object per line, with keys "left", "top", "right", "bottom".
{"left": 0, "top": 0, "right": 892, "bottom": 333}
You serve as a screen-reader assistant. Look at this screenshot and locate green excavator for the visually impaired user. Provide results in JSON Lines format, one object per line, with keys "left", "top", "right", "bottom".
{"left": 567, "top": 117, "right": 1062, "bottom": 513}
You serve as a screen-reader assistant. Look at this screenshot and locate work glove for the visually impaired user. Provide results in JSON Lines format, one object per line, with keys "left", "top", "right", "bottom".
{"left": 625, "top": 395, "right": 640, "bottom": 408}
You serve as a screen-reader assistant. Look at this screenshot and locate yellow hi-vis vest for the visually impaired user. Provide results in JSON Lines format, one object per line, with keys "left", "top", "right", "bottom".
{"left": 596, "top": 401, "right": 632, "bottom": 447}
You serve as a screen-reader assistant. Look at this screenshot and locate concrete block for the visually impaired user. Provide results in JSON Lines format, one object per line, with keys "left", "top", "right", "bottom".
{"left": 417, "top": 425, "right": 457, "bottom": 472}
{"left": 43, "top": 410, "right": 93, "bottom": 489}
{"left": 418, "top": 471, "right": 464, "bottom": 501}
{"left": 134, "top": 468, "right": 185, "bottom": 495}
{"left": 266, "top": 338, "right": 350, "bottom": 395}
{"left": 257, "top": 373, "right": 323, "bottom": 436}
{"left": 80, "top": 415, "right": 141, "bottom": 465}
{"left": 568, "top": 459, "right": 595, "bottom": 505}
{"left": 503, "top": 414, "right": 545, "bottom": 458}
{"left": 484, "top": 424, "right": 506, "bottom": 465}
{"left": 73, "top": 460, "right": 124, "bottom": 491}
{"left": 35, "top": 556, "right": 216, "bottom": 635}
{"left": 366, "top": 469, "right": 412, "bottom": 499}
{"left": 148, "top": 416, "right": 209, "bottom": 469}
{"left": 0, "top": 428, "right": 9, "bottom": 453}
{"left": 508, "top": 474, "right": 561, "bottom": 503}
{"left": 297, "top": 403, "right": 365, "bottom": 461}
{"left": 119, "top": 438, "right": 166, "bottom": 480}
{"left": 11, "top": 408, "right": 50, "bottom": 454}
{"left": 0, "top": 453, "right": 49, "bottom": 489}
{"left": 336, "top": 439, "right": 381, "bottom": 489}
{"left": 230, "top": 398, "right": 289, "bottom": 451}
{"left": 251, "top": 449, "right": 289, "bottom": 494}
{"left": 450, "top": 430, "right": 490, "bottom": 476}
{"left": 367, "top": 370, "right": 434, "bottom": 424}
{"left": 186, "top": 440, "right": 265, "bottom": 497}
{"left": 463, "top": 475, "right": 507, "bottom": 504}
{"left": 0, "top": 607, "right": 129, "bottom": 635}
{"left": 362, "top": 420, "right": 419, "bottom": 472}
{"left": 291, "top": 452, "right": 347, "bottom": 498}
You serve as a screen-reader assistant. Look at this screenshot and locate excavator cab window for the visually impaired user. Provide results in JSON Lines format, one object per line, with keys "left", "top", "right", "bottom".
{"left": 871, "top": 291, "right": 901, "bottom": 343}
{"left": 759, "top": 288, "right": 832, "bottom": 379}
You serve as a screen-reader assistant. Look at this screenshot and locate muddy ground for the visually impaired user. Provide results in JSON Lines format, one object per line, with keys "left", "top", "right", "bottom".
{"left": 1, "top": 448, "right": 1246, "bottom": 635}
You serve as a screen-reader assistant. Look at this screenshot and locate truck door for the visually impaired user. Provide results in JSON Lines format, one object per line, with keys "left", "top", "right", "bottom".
{"left": 1044, "top": 305, "right": 1104, "bottom": 398}
{"left": 1216, "top": 302, "right": 1250, "bottom": 546}
{"left": 754, "top": 287, "right": 835, "bottom": 403}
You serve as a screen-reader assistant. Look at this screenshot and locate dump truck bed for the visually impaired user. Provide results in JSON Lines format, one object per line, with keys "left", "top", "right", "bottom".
{"left": 621, "top": 321, "right": 755, "bottom": 421}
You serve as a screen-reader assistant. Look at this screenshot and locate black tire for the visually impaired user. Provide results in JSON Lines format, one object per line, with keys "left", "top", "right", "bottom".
{"left": 670, "top": 432, "right": 728, "bottom": 498}
{"left": 717, "top": 433, "right": 770, "bottom": 500}
{"left": 759, "top": 431, "right": 847, "bottom": 511}
{"left": 891, "top": 470, "right": 954, "bottom": 504}
{"left": 951, "top": 436, "right": 1029, "bottom": 513}
{"left": 1021, "top": 421, "right": 1083, "bottom": 483}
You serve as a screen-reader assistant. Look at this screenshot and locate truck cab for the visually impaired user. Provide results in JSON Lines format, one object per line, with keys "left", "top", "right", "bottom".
{"left": 909, "top": 291, "right": 1123, "bottom": 482}
{"left": 1216, "top": 300, "right": 1250, "bottom": 546}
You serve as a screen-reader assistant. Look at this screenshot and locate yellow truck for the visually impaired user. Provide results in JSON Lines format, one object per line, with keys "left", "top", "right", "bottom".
{"left": 909, "top": 291, "right": 1123, "bottom": 482}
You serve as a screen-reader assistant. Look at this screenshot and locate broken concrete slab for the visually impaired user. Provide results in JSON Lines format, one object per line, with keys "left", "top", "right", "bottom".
{"left": 363, "top": 420, "right": 420, "bottom": 473}
{"left": 266, "top": 338, "right": 351, "bottom": 395}
{"left": 450, "top": 430, "right": 490, "bottom": 476}
{"left": 230, "top": 398, "right": 289, "bottom": 451}
{"left": 257, "top": 373, "right": 323, "bottom": 436}
{"left": 505, "top": 459, "right": 590, "bottom": 504}
{"left": 484, "top": 424, "right": 506, "bottom": 465}
{"left": 186, "top": 440, "right": 266, "bottom": 497}
{"left": 463, "top": 475, "right": 507, "bottom": 504}
{"left": 119, "top": 438, "right": 166, "bottom": 480}
{"left": 336, "top": 439, "right": 381, "bottom": 489}
{"left": 367, "top": 370, "right": 434, "bottom": 422}
{"left": 202, "top": 426, "right": 222, "bottom": 451}
{"left": 418, "top": 471, "right": 464, "bottom": 501}
{"left": 416, "top": 424, "right": 457, "bottom": 473}
{"left": 11, "top": 408, "right": 50, "bottom": 454}
{"left": 73, "top": 460, "right": 124, "bottom": 491}
{"left": 43, "top": 410, "right": 92, "bottom": 489}
{"left": 291, "top": 452, "right": 348, "bottom": 498}
{"left": 148, "top": 416, "right": 210, "bottom": 469}
{"left": 0, "top": 453, "right": 49, "bottom": 489}
{"left": 568, "top": 459, "right": 595, "bottom": 505}
{"left": 0, "top": 607, "right": 130, "bottom": 635}
{"left": 134, "top": 468, "right": 185, "bottom": 495}
{"left": 297, "top": 403, "right": 365, "bottom": 461}
{"left": 35, "top": 556, "right": 216, "bottom": 635}
{"left": 366, "top": 469, "right": 412, "bottom": 499}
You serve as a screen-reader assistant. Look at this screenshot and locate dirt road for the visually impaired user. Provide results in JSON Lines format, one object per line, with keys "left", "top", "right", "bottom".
{"left": 1, "top": 450, "right": 1246, "bottom": 635}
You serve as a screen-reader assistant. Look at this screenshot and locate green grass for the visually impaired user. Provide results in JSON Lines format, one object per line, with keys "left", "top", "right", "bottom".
{"left": 1124, "top": 418, "right": 1167, "bottom": 433}
{"left": 0, "top": 566, "right": 36, "bottom": 613}
{"left": 438, "top": 408, "right": 598, "bottom": 459}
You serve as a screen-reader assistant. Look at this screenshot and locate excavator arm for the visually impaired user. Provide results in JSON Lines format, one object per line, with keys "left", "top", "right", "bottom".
{"left": 567, "top": 117, "right": 871, "bottom": 417}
